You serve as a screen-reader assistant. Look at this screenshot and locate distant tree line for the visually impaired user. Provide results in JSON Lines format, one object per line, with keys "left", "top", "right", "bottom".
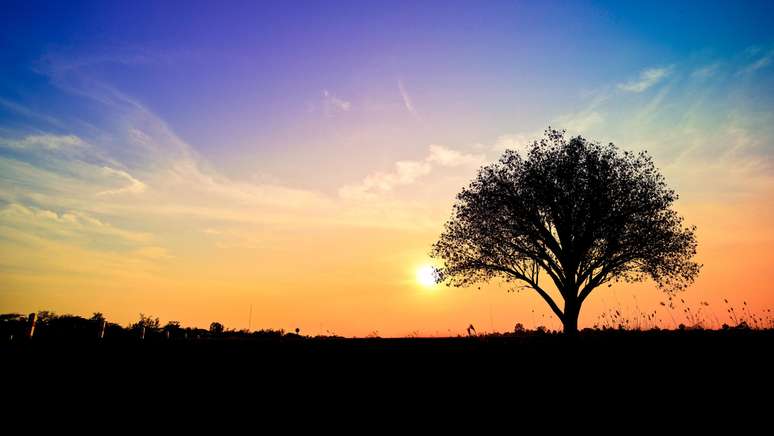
{"left": 0, "top": 311, "right": 314, "bottom": 342}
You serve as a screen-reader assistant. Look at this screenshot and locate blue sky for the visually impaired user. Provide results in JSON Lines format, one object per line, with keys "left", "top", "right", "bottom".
{"left": 4, "top": 1, "right": 772, "bottom": 184}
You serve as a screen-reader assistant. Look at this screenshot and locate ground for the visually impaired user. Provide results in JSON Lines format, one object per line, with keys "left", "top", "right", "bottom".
{"left": 3, "top": 330, "right": 771, "bottom": 418}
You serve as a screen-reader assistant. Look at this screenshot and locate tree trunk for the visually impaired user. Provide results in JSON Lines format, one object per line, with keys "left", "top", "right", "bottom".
{"left": 562, "top": 297, "right": 580, "bottom": 335}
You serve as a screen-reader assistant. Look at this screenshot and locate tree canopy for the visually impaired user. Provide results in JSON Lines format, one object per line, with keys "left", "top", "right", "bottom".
{"left": 431, "top": 128, "right": 701, "bottom": 334}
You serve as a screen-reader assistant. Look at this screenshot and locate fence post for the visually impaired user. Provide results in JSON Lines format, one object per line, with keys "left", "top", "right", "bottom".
{"left": 27, "top": 312, "right": 37, "bottom": 339}
{"left": 98, "top": 319, "right": 106, "bottom": 340}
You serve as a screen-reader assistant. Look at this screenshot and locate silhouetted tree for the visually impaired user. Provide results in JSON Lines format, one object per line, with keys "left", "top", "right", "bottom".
{"left": 163, "top": 321, "right": 181, "bottom": 338}
{"left": 432, "top": 128, "right": 700, "bottom": 334}
{"left": 36, "top": 310, "right": 56, "bottom": 324}
{"left": 132, "top": 313, "right": 160, "bottom": 332}
{"left": 164, "top": 320, "right": 181, "bottom": 330}
{"left": 209, "top": 322, "right": 224, "bottom": 334}
{"left": 0, "top": 313, "right": 28, "bottom": 340}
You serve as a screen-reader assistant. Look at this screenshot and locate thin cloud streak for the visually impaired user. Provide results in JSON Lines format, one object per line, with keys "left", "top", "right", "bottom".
{"left": 398, "top": 80, "right": 420, "bottom": 120}
{"left": 618, "top": 66, "right": 672, "bottom": 93}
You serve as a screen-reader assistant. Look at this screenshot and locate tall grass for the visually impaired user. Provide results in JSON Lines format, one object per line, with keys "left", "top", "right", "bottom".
{"left": 591, "top": 296, "right": 773, "bottom": 331}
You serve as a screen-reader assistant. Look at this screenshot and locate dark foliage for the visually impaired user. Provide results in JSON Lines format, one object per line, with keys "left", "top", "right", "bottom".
{"left": 209, "top": 322, "right": 225, "bottom": 334}
{"left": 432, "top": 128, "right": 701, "bottom": 333}
{"left": 0, "top": 311, "right": 290, "bottom": 343}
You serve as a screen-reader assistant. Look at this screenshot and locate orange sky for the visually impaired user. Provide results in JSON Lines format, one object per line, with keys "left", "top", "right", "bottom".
{"left": 2, "top": 187, "right": 772, "bottom": 336}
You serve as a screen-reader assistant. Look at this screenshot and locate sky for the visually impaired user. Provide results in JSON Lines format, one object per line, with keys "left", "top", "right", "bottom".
{"left": 1, "top": 0, "right": 773, "bottom": 336}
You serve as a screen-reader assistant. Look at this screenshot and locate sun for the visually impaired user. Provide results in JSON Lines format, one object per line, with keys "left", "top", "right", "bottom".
{"left": 416, "top": 265, "right": 438, "bottom": 287}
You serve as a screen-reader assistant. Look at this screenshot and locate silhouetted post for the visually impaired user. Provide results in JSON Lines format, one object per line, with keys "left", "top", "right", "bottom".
{"left": 27, "top": 312, "right": 37, "bottom": 339}
{"left": 98, "top": 319, "right": 106, "bottom": 340}
{"left": 140, "top": 326, "right": 145, "bottom": 341}
{"left": 165, "top": 330, "right": 170, "bottom": 340}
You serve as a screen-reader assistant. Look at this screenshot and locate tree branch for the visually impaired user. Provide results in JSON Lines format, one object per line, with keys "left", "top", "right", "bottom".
{"left": 476, "top": 262, "right": 565, "bottom": 322}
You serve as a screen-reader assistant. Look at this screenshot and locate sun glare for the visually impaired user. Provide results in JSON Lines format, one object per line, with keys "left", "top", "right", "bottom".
{"left": 416, "top": 265, "right": 438, "bottom": 288}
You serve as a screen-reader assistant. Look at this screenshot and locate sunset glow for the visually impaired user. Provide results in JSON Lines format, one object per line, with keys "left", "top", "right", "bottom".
{"left": 416, "top": 265, "right": 438, "bottom": 288}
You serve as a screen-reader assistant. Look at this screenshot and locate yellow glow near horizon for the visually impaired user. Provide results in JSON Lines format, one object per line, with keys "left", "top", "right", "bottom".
{"left": 416, "top": 265, "right": 438, "bottom": 288}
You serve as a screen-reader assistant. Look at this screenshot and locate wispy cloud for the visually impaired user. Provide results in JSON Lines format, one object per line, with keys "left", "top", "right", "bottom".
{"left": 1, "top": 47, "right": 468, "bottom": 269}
{"left": 736, "top": 51, "right": 772, "bottom": 76}
{"left": 0, "top": 202, "right": 169, "bottom": 282}
{"left": 485, "top": 57, "right": 774, "bottom": 201}
{"left": 426, "top": 144, "right": 483, "bottom": 167}
{"left": 490, "top": 132, "right": 542, "bottom": 153}
{"left": 96, "top": 166, "right": 147, "bottom": 196}
{"left": 692, "top": 63, "right": 720, "bottom": 79}
{"left": 617, "top": 66, "right": 672, "bottom": 93}
{"left": 322, "top": 89, "right": 351, "bottom": 115}
{"left": 554, "top": 111, "right": 604, "bottom": 133}
{"left": 0, "top": 98, "right": 67, "bottom": 129}
{"left": 568, "top": 62, "right": 774, "bottom": 200}
{"left": 339, "top": 144, "right": 483, "bottom": 200}
{"left": 338, "top": 160, "right": 432, "bottom": 200}
{"left": 0, "top": 203, "right": 152, "bottom": 246}
{"left": 1, "top": 134, "right": 84, "bottom": 150}
{"left": 398, "top": 80, "right": 420, "bottom": 120}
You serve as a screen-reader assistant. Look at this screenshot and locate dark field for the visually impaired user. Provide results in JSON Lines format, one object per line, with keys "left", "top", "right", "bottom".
{"left": 3, "top": 330, "right": 772, "bottom": 419}
{"left": 4, "top": 329, "right": 772, "bottom": 381}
